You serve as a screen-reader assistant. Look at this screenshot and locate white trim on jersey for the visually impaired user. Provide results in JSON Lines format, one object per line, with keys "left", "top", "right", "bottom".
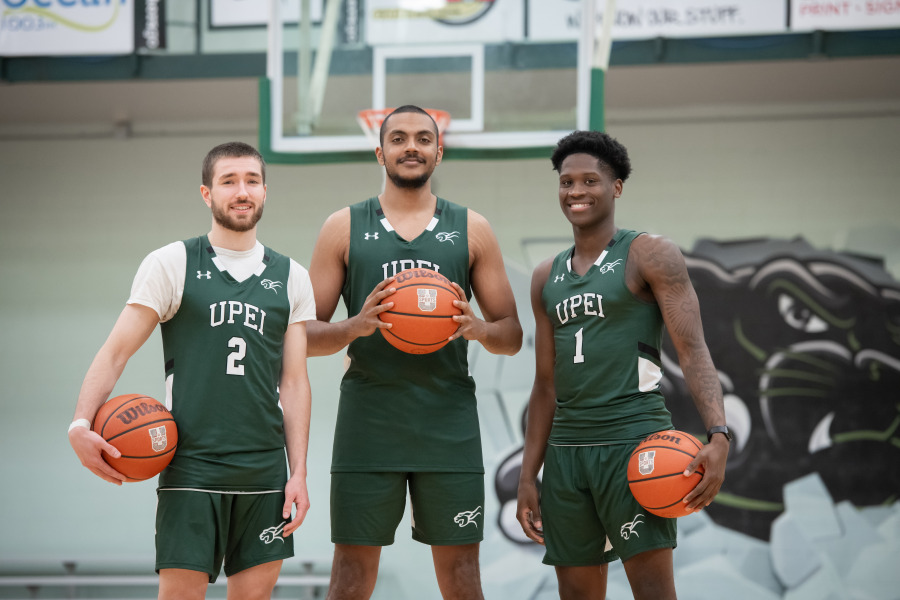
{"left": 547, "top": 442, "right": 615, "bottom": 447}
{"left": 566, "top": 249, "right": 609, "bottom": 273}
{"left": 380, "top": 213, "right": 440, "bottom": 233}
{"left": 127, "top": 239, "right": 316, "bottom": 325}
{"left": 157, "top": 488, "right": 282, "bottom": 495}
{"left": 638, "top": 356, "right": 663, "bottom": 392}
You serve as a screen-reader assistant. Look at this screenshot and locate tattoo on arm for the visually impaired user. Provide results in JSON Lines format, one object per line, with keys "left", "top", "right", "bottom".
{"left": 645, "top": 239, "right": 725, "bottom": 426}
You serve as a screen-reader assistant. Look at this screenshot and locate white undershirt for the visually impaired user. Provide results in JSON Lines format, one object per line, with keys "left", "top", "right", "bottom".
{"left": 127, "top": 240, "right": 316, "bottom": 324}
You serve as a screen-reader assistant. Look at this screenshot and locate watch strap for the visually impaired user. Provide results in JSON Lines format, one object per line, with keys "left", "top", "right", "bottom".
{"left": 707, "top": 425, "right": 732, "bottom": 442}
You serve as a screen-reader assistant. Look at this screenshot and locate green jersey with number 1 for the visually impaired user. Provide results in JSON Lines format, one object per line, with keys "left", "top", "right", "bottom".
{"left": 543, "top": 229, "right": 673, "bottom": 445}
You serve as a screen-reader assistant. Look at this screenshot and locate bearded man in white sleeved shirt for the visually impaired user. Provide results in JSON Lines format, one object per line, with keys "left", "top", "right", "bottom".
{"left": 68, "top": 141, "right": 316, "bottom": 600}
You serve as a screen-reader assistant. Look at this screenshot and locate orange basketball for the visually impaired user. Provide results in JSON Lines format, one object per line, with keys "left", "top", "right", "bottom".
{"left": 92, "top": 394, "right": 178, "bottom": 482}
{"left": 627, "top": 430, "right": 704, "bottom": 518}
{"left": 378, "top": 268, "right": 462, "bottom": 354}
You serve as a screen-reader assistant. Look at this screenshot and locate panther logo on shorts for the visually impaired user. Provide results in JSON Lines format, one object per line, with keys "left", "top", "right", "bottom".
{"left": 259, "top": 521, "right": 286, "bottom": 544}
{"left": 453, "top": 506, "right": 482, "bottom": 528}
{"left": 620, "top": 514, "right": 645, "bottom": 540}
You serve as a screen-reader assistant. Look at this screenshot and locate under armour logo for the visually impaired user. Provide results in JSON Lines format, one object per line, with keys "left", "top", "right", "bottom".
{"left": 436, "top": 231, "right": 460, "bottom": 244}
{"left": 599, "top": 259, "right": 623, "bottom": 274}
{"left": 261, "top": 279, "right": 283, "bottom": 293}
{"left": 364, "top": 232, "right": 379, "bottom": 240}
{"left": 453, "top": 506, "right": 482, "bottom": 528}
{"left": 554, "top": 274, "right": 565, "bottom": 283}
{"left": 197, "top": 271, "right": 212, "bottom": 279}
{"left": 620, "top": 514, "right": 645, "bottom": 540}
{"left": 259, "top": 521, "right": 286, "bottom": 544}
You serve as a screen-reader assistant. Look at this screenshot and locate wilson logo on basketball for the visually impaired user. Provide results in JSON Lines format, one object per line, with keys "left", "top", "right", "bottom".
{"left": 395, "top": 268, "right": 451, "bottom": 286}
{"left": 115, "top": 402, "right": 170, "bottom": 426}
{"left": 644, "top": 432, "right": 684, "bottom": 445}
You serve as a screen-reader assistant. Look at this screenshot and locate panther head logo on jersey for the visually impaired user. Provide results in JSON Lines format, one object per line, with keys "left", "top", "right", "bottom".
{"left": 599, "top": 259, "right": 623, "bottom": 274}
{"left": 436, "top": 231, "right": 460, "bottom": 244}
{"left": 260, "top": 279, "right": 283, "bottom": 293}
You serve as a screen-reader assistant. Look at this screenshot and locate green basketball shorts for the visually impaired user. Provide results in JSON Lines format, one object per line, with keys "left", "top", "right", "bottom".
{"left": 331, "top": 472, "right": 485, "bottom": 546}
{"left": 541, "top": 444, "right": 677, "bottom": 566}
{"left": 155, "top": 489, "right": 294, "bottom": 581}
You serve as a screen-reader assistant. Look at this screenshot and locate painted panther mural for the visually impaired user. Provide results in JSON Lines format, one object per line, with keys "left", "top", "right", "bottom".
{"left": 492, "top": 237, "right": 900, "bottom": 542}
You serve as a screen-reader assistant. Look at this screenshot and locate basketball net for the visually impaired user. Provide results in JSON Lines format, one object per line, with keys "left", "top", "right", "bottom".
{"left": 357, "top": 108, "right": 452, "bottom": 150}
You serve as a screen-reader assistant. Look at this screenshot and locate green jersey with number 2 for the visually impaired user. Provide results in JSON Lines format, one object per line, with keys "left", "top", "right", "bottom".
{"left": 159, "top": 235, "right": 292, "bottom": 491}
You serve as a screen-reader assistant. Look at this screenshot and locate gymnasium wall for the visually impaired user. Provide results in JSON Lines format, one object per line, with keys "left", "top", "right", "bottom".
{"left": 1, "top": 57, "right": 899, "bottom": 598}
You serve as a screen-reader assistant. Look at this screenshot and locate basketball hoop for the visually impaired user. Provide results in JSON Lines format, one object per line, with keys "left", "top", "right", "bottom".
{"left": 357, "top": 108, "right": 451, "bottom": 150}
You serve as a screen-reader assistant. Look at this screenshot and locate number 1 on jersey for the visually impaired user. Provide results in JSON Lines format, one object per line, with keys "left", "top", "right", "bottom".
{"left": 573, "top": 327, "right": 585, "bottom": 364}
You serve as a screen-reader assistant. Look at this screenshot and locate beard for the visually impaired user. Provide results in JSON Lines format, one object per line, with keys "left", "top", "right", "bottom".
{"left": 210, "top": 200, "right": 264, "bottom": 232}
{"left": 384, "top": 158, "right": 435, "bottom": 189}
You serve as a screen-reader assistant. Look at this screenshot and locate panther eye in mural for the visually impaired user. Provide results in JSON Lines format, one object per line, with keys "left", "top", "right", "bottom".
{"left": 493, "top": 237, "right": 900, "bottom": 542}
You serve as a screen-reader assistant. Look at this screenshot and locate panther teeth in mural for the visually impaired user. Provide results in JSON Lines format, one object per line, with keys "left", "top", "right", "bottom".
{"left": 486, "top": 237, "right": 900, "bottom": 544}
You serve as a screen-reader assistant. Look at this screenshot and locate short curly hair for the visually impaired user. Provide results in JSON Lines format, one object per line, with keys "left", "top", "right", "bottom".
{"left": 550, "top": 130, "right": 632, "bottom": 182}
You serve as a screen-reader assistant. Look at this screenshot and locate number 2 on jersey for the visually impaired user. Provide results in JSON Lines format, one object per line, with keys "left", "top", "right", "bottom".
{"left": 227, "top": 336, "right": 246, "bottom": 375}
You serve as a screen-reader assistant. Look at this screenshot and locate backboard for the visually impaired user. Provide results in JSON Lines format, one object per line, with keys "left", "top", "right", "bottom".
{"left": 258, "top": 0, "right": 792, "bottom": 164}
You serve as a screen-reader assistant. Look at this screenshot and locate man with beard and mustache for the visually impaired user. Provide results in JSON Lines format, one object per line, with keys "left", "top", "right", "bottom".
{"left": 306, "top": 105, "right": 523, "bottom": 600}
{"left": 68, "top": 142, "right": 316, "bottom": 600}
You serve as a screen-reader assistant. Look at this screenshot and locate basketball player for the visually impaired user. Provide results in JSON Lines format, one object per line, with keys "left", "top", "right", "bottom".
{"left": 515, "top": 130, "right": 730, "bottom": 600}
{"left": 67, "top": 142, "right": 315, "bottom": 600}
{"left": 306, "top": 105, "right": 522, "bottom": 600}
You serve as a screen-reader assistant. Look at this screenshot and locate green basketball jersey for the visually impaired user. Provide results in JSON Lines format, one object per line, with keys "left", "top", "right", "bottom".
{"left": 332, "top": 196, "right": 482, "bottom": 473}
{"left": 542, "top": 229, "right": 673, "bottom": 445}
{"left": 158, "top": 235, "right": 292, "bottom": 490}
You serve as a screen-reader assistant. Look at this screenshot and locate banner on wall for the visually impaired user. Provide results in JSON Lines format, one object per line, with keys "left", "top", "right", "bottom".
{"left": 210, "top": 0, "right": 324, "bottom": 27}
{"left": 365, "top": 0, "right": 524, "bottom": 45}
{"left": 136, "top": 0, "right": 166, "bottom": 51}
{"left": 0, "top": 0, "right": 135, "bottom": 57}
{"left": 527, "top": 0, "right": 788, "bottom": 41}
{"left": 791, "top": 0, "right": 900, "bottom": 31}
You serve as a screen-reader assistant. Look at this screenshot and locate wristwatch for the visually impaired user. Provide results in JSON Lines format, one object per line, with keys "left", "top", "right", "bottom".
{"left": 707, "top": 425, "right": 733, "bottom": 442}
